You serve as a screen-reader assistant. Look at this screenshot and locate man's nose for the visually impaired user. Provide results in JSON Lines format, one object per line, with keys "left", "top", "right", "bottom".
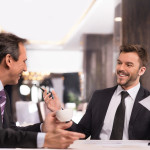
{"left": 24, "top": 64, "right": 27, "bottom": 71}
{"left": 118, "top": 64, "right": 125, "bottom": 70}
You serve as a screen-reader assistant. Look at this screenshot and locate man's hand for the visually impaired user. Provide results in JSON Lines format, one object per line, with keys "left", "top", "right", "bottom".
{"left": 43, "top": 89, "right": 61, "bottom": 111}
{"left": 44, "top": 127, "right": 85, "bottom": 149}
{"left": 42, "top": 112, "right": 72, "bottom": 132}
{"left": 42, "top": 112, "right": 85, "bottom": 149}
{"left": 42, "top": 112, "right": 57, "bottom": 132}
{"left": 42, "top": 112, "right": 72, "bottom": 133}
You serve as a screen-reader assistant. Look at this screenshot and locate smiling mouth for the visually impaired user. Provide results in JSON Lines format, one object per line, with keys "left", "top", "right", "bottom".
{"left": 18, "top": 73, "right": 22, "bottom": 78}
{"left": 117, "top": 71, "right": 129, "bottom": 78}
{"left": 119, "top": 74, "right": 127, "bottom": 77}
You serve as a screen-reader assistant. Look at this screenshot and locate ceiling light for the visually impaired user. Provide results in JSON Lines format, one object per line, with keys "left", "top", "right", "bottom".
{"left": 114, "top": 17, "right": 122, "bottom": 22}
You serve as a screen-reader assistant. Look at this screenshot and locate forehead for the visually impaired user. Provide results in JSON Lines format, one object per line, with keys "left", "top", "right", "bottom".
{"left": 118, "top": 52, "right": 140, "bottom": 63}
{"left": 18, "top": 42, "right": 27, "bottom": 58}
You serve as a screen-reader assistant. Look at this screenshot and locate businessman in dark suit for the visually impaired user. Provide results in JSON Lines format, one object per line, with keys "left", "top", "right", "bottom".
{"left": 45, "top": 44, "right": 150, "bottom": 140}
{"left": 0, "top": 32, "right": 85, "bottom": 148}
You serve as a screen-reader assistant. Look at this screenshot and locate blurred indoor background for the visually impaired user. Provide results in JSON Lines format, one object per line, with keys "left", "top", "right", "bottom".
{"left": 0, "top": 0, "right": 150, "bottom": 125}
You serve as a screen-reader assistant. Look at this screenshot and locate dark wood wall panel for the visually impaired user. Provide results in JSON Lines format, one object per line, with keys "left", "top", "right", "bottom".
{"left": 122, "top": 0, "right": 150, "bottom": 90}
{"left": 83, "top": 34, "right": 114, "bottom": 100}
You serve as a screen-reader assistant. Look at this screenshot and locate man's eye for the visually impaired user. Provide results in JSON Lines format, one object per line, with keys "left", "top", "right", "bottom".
{"left": 127, "top": 64, "right": 133, "bottom": 67}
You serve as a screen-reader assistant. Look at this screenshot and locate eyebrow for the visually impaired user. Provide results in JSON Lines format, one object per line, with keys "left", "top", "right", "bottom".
{"left": 117, "top": 59, "right": 134, "bottom": 64}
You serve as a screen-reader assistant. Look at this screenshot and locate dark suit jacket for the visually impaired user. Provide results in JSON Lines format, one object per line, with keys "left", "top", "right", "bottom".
{"left": 0, "top": 91, "right": 41, "bottom": 148}
{"left": 69, "top": 85, "right": 150, "bottom": 140}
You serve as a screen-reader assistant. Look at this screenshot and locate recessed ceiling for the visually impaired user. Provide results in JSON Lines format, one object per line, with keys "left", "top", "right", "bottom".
{"left": 0, "top": 0, "right": 115, "bottom": 50}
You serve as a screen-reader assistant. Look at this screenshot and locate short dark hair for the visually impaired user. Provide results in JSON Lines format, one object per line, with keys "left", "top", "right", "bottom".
{"left": 119, "top": 44, "right": 149, "bottom": 67}
{"left": 0, "top": 32, "right": 27, "bottom": 63}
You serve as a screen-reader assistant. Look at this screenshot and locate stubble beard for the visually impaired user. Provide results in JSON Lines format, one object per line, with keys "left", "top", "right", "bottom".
{"left": 117, "top": 73, "right": 139, "bottom": 89}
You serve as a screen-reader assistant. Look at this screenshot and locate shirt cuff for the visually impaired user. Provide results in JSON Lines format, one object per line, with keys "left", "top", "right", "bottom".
{"left": 37, "top": 133, "right": 46, "bottom": 148}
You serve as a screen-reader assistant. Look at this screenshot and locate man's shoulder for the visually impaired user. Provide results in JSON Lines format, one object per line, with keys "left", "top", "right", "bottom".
{"left": 89, "top": 86, "right": 117, "bottom": 104}
{"left": 140, "top": 86, "right": 150, "bottom": 97}
{"left": 94, "top": 85, "right": 117, "bottom": 95}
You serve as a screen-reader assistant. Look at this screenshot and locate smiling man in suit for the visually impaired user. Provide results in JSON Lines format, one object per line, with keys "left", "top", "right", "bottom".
{"left": 0, "top": 32, "right": 85, "bottom": 148}
{"left": 45, "top": 44, "right": 150, "bottom": 140}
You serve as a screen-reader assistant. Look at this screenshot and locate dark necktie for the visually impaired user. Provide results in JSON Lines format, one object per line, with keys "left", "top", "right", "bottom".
{"left": 110, "top": 91, "right": 129, "bottom": 140}
{"left": 0, "top": 89, "right": 6, "bottom": 122}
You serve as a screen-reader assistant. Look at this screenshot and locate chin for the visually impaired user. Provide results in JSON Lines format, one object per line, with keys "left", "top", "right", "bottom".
{"left": 117, "top": 80, "right": 127, "bottom": 86}
{"left": 11, "top": 80, "right": 18, "bottom": 85}
{"left": 15, "top": 80, "right": 19, "bottom": 84}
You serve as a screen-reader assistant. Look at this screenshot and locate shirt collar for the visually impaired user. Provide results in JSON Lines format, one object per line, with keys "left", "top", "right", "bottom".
{"left": 116, "top": 83, "right": 140, "bottom": 101}
{"left": 0, "top": 80, "right": 4, "bottom": 91}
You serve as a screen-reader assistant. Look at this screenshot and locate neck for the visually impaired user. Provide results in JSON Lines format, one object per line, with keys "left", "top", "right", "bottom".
{"left": 121, "top": 82, "right": 140, "bottom": 90}
{"left": 0, "top": 66, "right": 8, "bottom": 87}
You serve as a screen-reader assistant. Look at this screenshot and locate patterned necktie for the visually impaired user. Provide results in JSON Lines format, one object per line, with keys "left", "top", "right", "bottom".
{"left": 0, "top": 89, "right": 6, "bottom": 122}
{"left": 110, "top": 91, "right": 129, "bottom": 140}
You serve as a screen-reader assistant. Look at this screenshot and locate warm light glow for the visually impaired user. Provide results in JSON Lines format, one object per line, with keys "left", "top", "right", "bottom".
{"left": 22, "top": 71, "right": 50, "bottom": 81}
{"left": 114, "top": 17, "right": 122, "bottom": 22}
{"left": 20, "top": 85, "right": 30, "bottom": 95}
{"left": 22, "top": 71, "right": 29, "bottom": 76}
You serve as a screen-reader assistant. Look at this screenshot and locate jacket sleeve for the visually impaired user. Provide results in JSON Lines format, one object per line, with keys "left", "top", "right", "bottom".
{"left": 0, "top": 127, "right": 37, "bottom": 148}
{"left": 67, "top": 91, "right": 95, "bottom": 139}
{"left": 10, "top": 123, "right": 41, "bottom": 132}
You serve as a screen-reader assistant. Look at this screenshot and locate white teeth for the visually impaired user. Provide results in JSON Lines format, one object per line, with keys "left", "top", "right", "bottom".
{"left": 119, "top": 74, "right": 126, "bottom": 77}
{"left": 120, "top": 75, "right": 125, "bottom": 76}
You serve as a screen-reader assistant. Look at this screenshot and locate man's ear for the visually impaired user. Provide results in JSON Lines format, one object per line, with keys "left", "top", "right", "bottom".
{"left": 139, "top": 66, "right": 146, "bottom": 76}
{"left": 5, "top": 54, "right": 12, "bottom": 68}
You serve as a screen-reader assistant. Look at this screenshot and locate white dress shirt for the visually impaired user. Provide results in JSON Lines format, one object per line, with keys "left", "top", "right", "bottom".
{"left": 0, "top": 81, "right": 3, "bottom": 91}
{"left": 0, "top": 80, "right": 45, "bottom": 148}
{"left": 99, "top": 83, "right": 140, "bottom": 140}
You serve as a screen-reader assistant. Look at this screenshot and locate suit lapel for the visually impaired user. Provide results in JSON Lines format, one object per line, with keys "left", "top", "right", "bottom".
{"left": 129, "top": 86, "right": 145, "bottom": 125}
{"left": 95, "top": 86, "right": 118, "bottom": 138}
{"left": 0, "top": 90, "right": 10, "bottom": 128}
{"left": 3, "top": 93, "right": 10, "bottom": 128}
